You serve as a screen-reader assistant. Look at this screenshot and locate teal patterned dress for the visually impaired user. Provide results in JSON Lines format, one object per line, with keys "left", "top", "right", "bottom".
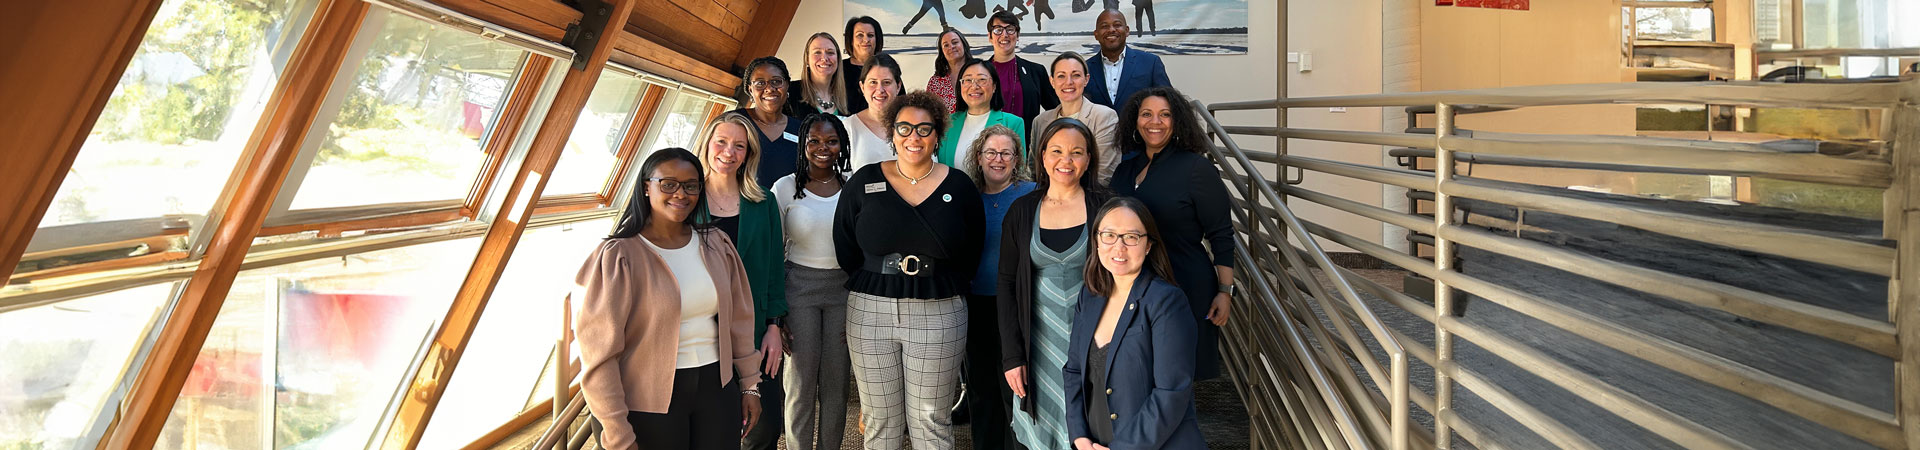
{"left": 1010, "top": 220, "right": 1087, "bottom": 450}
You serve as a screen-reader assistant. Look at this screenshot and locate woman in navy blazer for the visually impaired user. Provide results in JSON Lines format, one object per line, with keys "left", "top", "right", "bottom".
{"left": 1065, "top": 197, "right": 1205, "bottom": 450}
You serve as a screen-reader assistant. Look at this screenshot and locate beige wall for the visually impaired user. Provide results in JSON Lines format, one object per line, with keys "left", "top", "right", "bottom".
{"left": 770, "top": 0, "right": 1646, "bottom": 249}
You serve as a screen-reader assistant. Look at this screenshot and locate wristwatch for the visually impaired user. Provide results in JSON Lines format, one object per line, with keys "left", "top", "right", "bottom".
{"left": 767, "top": 315, "right": 787, "bottom": 328}
{"left": 1218, "top": 283, "right": 1236, "bottom": 296}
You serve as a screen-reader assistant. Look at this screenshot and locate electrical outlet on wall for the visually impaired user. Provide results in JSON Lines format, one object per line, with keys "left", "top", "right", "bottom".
{"left": 1299, "top": 52, "right": 1312, "bottom": 72}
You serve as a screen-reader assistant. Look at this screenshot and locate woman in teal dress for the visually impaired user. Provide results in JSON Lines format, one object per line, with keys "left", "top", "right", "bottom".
{"left": 996, "top": 118, "right": 1111, "bottom": 449}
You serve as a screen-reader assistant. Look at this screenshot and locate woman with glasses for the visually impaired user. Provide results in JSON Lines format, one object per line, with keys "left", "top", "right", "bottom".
{"left": 842, "top": 16, "right": 884, "bottom": 114}
{"left": 789, "top": 33, "right": 847, "bottom": 116}
{"left": 843, "top": 54, "right": 905, "bottom": 172}
{"left": 996, "top": 119, "right": 1111, "bottom": 450}
{"left": 957, "top": 125, "right": 1034, "bottom": 449}
{"left": 696, "top": 112, "right": 789, "bottom": 450}
{"left": 939, "top": 59, "right": 1026, "bottom": 178}
{"left": 1032, "top": 52, "right": 1119, "bottom": 185}
{"left": 833, "top": 90, "right": 984, "bottom": 450}
{"left": 736, "top": 57, "right": 804, "bottom": 190}
{"left": 1065, "top": 197, "right": 1205, "bottom": 450}
{"left": 1110, "top": 86, "right": 1235, "bottom": 382}
{"left": 926, "top": 28, "right": 971, "bottom": 114}
{"left": 772, "top": 113, "right": 855, "bottom": 450}
{"left": 575, "top": 148, "right": 764, "bottom": 450}
{"left": 985, "top": 11, "right": 1059, "bottom": 128}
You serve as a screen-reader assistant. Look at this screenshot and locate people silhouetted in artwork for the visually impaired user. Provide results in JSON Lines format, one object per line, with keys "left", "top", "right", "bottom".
{"left": 904, "top": 0, "right": 951, "bottom": 34}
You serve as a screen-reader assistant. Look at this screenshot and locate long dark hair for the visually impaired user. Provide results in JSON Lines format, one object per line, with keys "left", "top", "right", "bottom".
{"left": 1030, "top": 118, "right": 1108, "bottom": 197}
{"left": 956, "top": 58, "right": 1005, "bottom": 112}
{"left": 608, "top": 148, "right": 710, "bottom": 239}
{"left": 844, "top": 16, "right": 884, "bottom": 63}
{"left": 932, "top": 27, "right": 972, "bottom": 77}
{"left": 737, "top": 56, "right": 789, "bottom": 108}
{"left": 792, "top": 112, "right": 852, "bottom": 199}
{"left": 1116, "top": 86, "right": 1212, "bottom": 158}
{"left": 1084, "top": 197, "right": 1177, "bottom": 296}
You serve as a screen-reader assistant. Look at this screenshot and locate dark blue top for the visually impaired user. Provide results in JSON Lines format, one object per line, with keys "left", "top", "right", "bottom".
{"left": 735, "top": 108, "right": 804, "bottom": 190}
{"left": 973, "top": 181, "right": 1037, "bottom": 295}
{"left": 1065, "top": 271, "right": 1206, "bottom": 450}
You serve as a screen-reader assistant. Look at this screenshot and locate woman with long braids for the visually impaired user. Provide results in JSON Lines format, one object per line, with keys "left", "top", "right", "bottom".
{"left": 695, "top": 111, "right": 789, "bottom": 450}
{"left": 771, "top": 113, "right": 855, "bottom": 450}
{"left": 1109, "top": 86, "right": 1235, "bottom": 382}
{"left": 574, "top": 148, "right": 763, "bottom": 450}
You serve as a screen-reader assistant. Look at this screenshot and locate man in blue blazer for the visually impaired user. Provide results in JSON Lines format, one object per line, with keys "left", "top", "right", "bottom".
{"left": 1086, "top": 9, "right": 1173, "bottom": 109}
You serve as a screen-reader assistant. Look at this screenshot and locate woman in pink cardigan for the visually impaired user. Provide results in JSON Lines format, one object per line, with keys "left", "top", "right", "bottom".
{"left": 575, "top": 147, "right": 765, "bottom": 450}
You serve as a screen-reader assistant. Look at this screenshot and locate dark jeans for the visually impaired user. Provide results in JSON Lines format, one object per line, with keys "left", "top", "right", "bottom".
{"left": 966, "top": 294, "right": 1021, "bottom": 450}
{"left": 742, "top": 351, "right": 784, "bottom": 450}
{"left": 628, "top": 363, "right": 742, "bottom": 450}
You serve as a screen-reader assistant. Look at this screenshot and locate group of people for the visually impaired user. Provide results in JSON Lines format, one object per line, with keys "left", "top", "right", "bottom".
{"left": 575, "top": 8, "right": 1229, "bottom": 450}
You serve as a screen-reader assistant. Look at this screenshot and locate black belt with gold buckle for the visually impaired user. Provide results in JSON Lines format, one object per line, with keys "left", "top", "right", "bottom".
{"left": 871, "top": 253, "right": 938, "bottom": 277}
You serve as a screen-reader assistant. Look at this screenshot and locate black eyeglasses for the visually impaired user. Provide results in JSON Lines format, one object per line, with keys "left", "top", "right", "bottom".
{"left": 749, "top": 79, "right": 788, "bottom": 91}
{"left": 1097, "top": 231, "right": 1148, "bottom": 247}
{"left": 647, "top": 177, "right": 703, "bottom": 194}
{"left": 990, "top": 26, "right": 1018, "bottom": 36}
{"left": 893, "top": 122, "right": 936, "bottom": 138}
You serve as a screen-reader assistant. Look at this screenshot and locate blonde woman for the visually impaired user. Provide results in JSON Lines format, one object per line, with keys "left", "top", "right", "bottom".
{"left": 697, "top": 111, "right": 790, "bottom": 449}
{"left": 789, "top": 32, "right": 847, "bottom": 115}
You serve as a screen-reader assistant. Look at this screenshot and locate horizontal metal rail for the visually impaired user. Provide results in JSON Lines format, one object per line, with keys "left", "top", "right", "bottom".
{"left": 1207, "top": 80, "right": 1908, "bottom": 110}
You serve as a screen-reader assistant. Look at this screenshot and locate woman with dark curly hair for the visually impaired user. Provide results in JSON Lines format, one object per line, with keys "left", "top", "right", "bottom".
{"left": 772, "top": 113, "right": 855, "bottom": 450}
{"left": 1109, "top": 86, "right": 1235, "bottom": 382}
{"left": 833, "top": 90, "right": 984, "bottom": 449}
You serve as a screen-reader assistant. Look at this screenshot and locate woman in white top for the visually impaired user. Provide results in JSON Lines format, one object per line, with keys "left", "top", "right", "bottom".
{"left": 770, "top": 113, "right": 855, "bottom": 450}
{"left": 843, "top": 54, "right": 905, "bottom": 171}
{"left": 1031, "top": 52, "right": 1120, "bottom": 185}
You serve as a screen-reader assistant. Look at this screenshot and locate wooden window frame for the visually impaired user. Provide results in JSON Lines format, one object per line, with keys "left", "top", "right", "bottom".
{"left": 464, "top": 56, "right": 556, "bottom": 218}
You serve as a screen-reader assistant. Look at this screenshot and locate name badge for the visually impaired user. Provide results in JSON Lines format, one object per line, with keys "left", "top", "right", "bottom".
{"left": 781, "top": 132, "right": 798, "bottom": 142}
{"left": 864, "top": 182, "right": 887, "bottom": 194}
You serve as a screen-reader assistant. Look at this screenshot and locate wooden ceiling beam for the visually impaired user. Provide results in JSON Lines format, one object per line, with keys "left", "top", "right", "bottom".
{"left": 101, "top": 0, "right": 372, "bottom": 447}
{"left": 377, "top": 0, "right": 637, "bottom": 447}
{"left": 428, "top": 0, "right": 740, "bottom": 97}
{"left": 735, "top": 0, "right": 802, "bottom": 71}
{"left": 0, "top": 0, "right": 167, "bottom": 283}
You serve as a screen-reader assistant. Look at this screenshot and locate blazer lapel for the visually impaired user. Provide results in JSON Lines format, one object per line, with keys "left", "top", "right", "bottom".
{"left": 1101, "top": 272, "right": 1154, "bottom": 386}
{"left": 1119, "top": 48, "right": 1148, "bottom": 92}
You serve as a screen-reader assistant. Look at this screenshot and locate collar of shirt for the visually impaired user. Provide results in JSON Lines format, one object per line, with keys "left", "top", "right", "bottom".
{"left": 1102, "top": 45, "right": 1128, "bottom": 66}
{"left": 1103, "top": 47, "right": 1126, "bottom": 103}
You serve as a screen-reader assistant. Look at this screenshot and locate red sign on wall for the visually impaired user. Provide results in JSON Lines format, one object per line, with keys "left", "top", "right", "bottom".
{"left": 1439, "top": 0, "right": 1527, "bottom": 10}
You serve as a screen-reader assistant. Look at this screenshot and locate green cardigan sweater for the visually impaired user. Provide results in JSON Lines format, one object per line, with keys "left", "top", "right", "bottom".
{"left": 700, "top": 191, "right": 786, "bottom": 347}
{"left": 938, "top": 110, "right": 1026, "bottom": 167}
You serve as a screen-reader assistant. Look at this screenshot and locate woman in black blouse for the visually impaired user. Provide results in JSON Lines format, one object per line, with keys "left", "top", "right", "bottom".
{"left": 1108, "top": 86, "right": 1235, "bottom": 381}
{"left": 832, "top": 90, "right": 984, "bottom": 449}
{"left": 842, "top": 16, "right": 884, "bottom": 114}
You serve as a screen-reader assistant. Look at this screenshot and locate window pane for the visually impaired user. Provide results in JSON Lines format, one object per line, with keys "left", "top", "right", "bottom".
{"left": 156, "top": 236, "right": 484, "bottom": 449}
{"left": 286, "top": 10, "right": 528, "bottom": 210}
{"left": 645, "top": 92, "right": 716, "bottom": 153}
{"left": 417, "top": 218, "right": 612, "bottom": 449}
{"left": 1634, "top": 7, "right": 1714, "bottom": 42}
{"left": 545, "top": 73, "right": 647, "bottom": 196}
{"left": 36, "top": 0, "right": 315, "bottom": 228}
{"left": 0, "top": 283, "right": 173, "bottom": 448}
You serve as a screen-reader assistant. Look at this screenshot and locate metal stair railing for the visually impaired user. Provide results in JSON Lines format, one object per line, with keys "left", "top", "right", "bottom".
{"left": 1202, "top": 77, "right": 1920, "bottom": 450}
{"left": 1195, "top": 96, "right": 1414, "bottom": 450}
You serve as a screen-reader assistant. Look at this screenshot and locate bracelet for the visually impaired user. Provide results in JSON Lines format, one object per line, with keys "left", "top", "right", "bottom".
{"left": 742, "top": 389, "right": 762, "bottom": 398}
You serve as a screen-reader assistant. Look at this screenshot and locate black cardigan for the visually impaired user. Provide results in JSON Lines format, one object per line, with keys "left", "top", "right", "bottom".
{"left": 996, "top": 187, "right": 1111, "bottom": 412}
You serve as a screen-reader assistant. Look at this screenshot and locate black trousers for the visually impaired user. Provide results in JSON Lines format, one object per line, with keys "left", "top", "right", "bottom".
{"left": 966, "top": 294, "right": 1021, "bottom": 450}
{"left": 628, "top": 363, "right": 742, "bottom": 450}
{"left": 741, "top": 351, "right": 784, "bottom": 450}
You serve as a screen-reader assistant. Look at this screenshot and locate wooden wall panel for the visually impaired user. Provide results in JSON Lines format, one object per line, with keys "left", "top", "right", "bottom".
{"left": 378, "top": 0, "right": 639, "bottom": 447}
{"left": 101, "top": 0, "right": 372, "bottom": 447}
{"left": 0, "top": 0, "right": 166, "bottom": 283}
{"left": 626, "top": 0, "right": 742, "bottom": 69}
{"left": 428, "top": 0, "right": 740, "bottom": 96}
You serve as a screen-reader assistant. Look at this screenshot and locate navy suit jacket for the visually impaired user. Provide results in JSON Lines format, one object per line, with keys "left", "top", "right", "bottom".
{"left": 1065, "top": 272, "right": 1206, "bottom": 450}
{"left": 1086, "top": 47, "right": 1173, "bottom": 109}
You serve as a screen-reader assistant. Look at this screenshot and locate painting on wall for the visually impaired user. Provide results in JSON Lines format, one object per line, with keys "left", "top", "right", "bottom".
{"left": 847, "top": 0, "right": 1250, "bottom": 55}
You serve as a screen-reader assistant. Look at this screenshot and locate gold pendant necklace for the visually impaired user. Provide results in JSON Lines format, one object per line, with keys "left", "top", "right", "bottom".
{"left": 897, "top": 162, "right": 934, "bottom": 185}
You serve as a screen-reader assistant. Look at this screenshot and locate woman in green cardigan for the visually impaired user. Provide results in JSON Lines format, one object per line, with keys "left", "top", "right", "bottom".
{"left": 696, "top": 111, "right": 790, "bottom": 449}
{"left": 939, "top": 58, "right": 1025, "bottom": 178}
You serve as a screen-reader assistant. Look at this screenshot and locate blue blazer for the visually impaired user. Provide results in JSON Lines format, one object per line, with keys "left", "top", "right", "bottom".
{"left": 1085, "top": 47, "right": 1173, "bottom": 109}
{"left": 1065, "top": 272, "right": 1206, "bottom": 449}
